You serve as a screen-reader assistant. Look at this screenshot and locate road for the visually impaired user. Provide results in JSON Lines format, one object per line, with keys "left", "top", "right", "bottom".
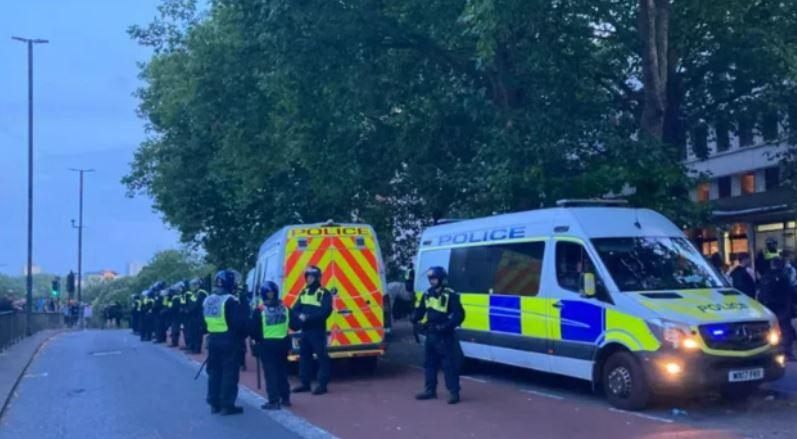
{"left": 0, "top": 330, "right": 312, "bottom": 439}
{"left": 2, "top": 325, "right": 796, "bottom": 439}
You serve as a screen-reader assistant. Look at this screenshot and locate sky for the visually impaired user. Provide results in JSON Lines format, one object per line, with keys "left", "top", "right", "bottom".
{"left": 0, "top": 1, "right": 180, "bottom": 276}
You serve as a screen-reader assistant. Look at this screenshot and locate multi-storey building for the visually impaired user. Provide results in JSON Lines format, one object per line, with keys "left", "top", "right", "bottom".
{"left": 685, "top": 118, "right": 795, "bottom": 267}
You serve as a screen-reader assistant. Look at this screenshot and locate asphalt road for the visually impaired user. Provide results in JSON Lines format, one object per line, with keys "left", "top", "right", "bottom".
{"left": 0, "top": 330, "right": 308, "bottom": 439}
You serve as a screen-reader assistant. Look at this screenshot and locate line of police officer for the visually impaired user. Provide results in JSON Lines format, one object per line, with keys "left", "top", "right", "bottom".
{"left": 131, "top": 279, "right": 209, "bottom": 354}
{"left": 133, "top": 264, "right": 465, "bottom": 414}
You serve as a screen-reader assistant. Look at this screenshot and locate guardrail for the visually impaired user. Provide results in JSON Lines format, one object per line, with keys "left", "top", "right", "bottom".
{"left": 0, "top": 311, "right": 63, "bottom": 351}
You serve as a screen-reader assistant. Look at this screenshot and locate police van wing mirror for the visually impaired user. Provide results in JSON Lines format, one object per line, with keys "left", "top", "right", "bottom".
{"left": 582, "top": 273, "right": 597, "bottom": 298}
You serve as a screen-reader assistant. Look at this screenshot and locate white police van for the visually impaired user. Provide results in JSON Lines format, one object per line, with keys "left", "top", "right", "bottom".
{"left": 414, "top": 201, "right": 786, "bottom": 409}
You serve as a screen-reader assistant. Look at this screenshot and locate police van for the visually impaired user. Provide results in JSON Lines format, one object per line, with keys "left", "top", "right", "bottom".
{"left": 414, "top": 201, "right": 786, "bottom": 409}
{"left": 254, "top": 222, "right": 388, "bottom": 367}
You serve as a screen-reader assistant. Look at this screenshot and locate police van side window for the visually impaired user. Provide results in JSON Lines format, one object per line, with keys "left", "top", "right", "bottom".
{"left": 449, "top": 246, "right": 497, "bottom": 294}
{"left": 416, "top": 249, "right": 451, "bottom": 292}
{"left": 490, "top": 242, "right": 545, "bottom": 297}
{"left": 555, "top": 241, "right": 605, "bottom": 295}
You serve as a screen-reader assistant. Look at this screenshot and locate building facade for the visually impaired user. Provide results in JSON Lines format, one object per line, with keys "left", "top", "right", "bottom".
{"left": 685, "top": 123, "right": 796, "bottom": 269}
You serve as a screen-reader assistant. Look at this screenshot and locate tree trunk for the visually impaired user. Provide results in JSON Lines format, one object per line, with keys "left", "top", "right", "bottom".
{"left": 639, "top": 0, "right": 670, "bottom": 141}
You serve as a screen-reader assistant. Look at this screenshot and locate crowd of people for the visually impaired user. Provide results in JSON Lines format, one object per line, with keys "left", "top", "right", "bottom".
{"left": 710, "top": 238, "right": 797, "bottom": 360}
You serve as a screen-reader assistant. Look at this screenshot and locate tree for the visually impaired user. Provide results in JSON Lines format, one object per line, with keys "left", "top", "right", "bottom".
{"left": 126, "top": 0, "right": 796, "bottom": 272}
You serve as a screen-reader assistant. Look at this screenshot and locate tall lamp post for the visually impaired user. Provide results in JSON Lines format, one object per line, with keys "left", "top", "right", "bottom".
{"left": 12, "top": 36, "right": 48, "bottom": 336}
{"left": 70, "top": 168, "right": 94, "bottom": 326}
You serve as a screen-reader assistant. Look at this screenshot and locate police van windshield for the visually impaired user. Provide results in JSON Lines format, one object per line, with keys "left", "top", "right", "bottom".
{"left": 591, "top": 237, "right": 725, "bottom": 292}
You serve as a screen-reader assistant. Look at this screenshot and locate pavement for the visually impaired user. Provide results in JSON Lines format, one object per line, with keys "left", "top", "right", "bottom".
{"left": 2, "top": 324, "right": 797, "bottom": 438}
{"left": 0, "top": 330, "right": 312, "bottom": 439}
{"left": 0, "top": 329, "right": 60, "bottom": 418}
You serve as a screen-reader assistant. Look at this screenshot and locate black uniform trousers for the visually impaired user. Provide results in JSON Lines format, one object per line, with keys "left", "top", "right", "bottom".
{"left": 170, "top": 316, "right": 181, "bottom": 347}
{"left": 259, "top": 338, "right": 291, "bottom": 403}
{"left": 206, "top": 334, "right": 241, "bottom": 409}
{"left": 299, "top": 329, "right": 330, "bottom": 388}
{"left": 423, "top": 333, "right": 461, "bottom": 394}
{"left": 140, "top": 315, "right": 151, "bottom": 341}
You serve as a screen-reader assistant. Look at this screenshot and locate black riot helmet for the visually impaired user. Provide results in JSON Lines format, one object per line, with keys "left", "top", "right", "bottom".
{"left": 304, "top": 265, "right": 322, "bottom": 287}
{"left": 427, "top": 266, "right": 447, "bottom": 288}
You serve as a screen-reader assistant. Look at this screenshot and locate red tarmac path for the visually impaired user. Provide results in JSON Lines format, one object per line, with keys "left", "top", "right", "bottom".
{"left": 169, "top": 333, "right": 736, "bottom": 439}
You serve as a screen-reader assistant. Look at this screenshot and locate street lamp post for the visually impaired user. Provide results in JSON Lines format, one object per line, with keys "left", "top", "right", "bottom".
{"left": 12, "top": 36, "right": 48, "bottom": 336}
{"left": 70, "top": 168, "right": 93, "bottom": 327}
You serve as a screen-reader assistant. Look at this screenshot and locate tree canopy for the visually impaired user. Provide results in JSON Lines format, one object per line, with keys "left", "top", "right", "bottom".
{"left": 126, "top": 0, "right": 797, "bottom": 272}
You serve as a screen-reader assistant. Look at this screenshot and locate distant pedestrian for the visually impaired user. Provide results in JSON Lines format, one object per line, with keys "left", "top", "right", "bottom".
{"left": 758, "top": 258, "right": 796, "bottom": 361}
{"left": 84, "top": 303, "right": 93, "bottom": 328}
{"left": 729, "top": 253, "right": 757, "bottom": 298}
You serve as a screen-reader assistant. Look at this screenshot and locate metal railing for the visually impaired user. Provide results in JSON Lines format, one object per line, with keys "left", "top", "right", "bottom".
{"left": 0, "top": 311, "right": 63, "bottom": 351}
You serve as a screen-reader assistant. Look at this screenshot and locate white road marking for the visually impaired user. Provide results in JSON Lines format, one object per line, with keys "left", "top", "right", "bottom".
{"left": 461, "top": 375, "right": 488, "bottom": 384}
{"left": 23, "top": 372, "right": 48, "bottom": 378}
{"left": 92, "top": 350, "right": 122, "bottom": 357}
{"left": 608, "top": 408, "right": 674, "bottom": 424}
{"left": 521, "top": 389, "right": 565, "bottom": 400}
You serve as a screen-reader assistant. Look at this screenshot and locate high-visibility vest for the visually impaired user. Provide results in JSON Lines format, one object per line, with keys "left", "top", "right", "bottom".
{"left": 261, "top": 303, "right": 289, "bottom": 339}
{"left": 187, "top": 292, "right": 197, "bottom": 303}
{"left": 424, "top": 289, "right": 452, "bottom": 313}
{"left": 179, "top": 294, "right": 187, "bottom": 305}
{"left": 203, "top": 294, "right": 233, "bottom": 333}
{"left": 298, "top": 288, "right": 328, "bottom": 307}
{"left": 763, "top": 249, "right": 779, "bottom": 260}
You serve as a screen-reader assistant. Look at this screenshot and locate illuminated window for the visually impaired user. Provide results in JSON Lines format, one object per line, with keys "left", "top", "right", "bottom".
{"left": 741, "top": 172, "right": 756, "bottom": 194}
{"left": 696, "top": 183, "right": 710, "bottom": 203}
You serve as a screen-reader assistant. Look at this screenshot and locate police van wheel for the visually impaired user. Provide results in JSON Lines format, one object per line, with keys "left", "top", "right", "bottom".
{"left": 602, "top": 352, "right": 650, "bottom": 411}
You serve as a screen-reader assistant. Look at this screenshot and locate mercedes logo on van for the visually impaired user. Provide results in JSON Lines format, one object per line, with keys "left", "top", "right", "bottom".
{"left": 734, "top": 325, "right": 753, "bottom": 342}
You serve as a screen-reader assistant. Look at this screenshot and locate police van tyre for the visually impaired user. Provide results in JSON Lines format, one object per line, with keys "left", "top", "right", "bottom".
{"left": 602, "top": 351, "right": 651, "bottom": 411}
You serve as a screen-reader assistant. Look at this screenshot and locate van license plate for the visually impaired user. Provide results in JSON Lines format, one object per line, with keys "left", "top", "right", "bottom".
{"left": 728, "top": 368, "right": 764, "bottom": 382}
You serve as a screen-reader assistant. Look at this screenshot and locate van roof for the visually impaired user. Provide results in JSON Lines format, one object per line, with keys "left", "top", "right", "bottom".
{"left": 258, "top": 222, "right": 376, "bottom": 257}
{"left": 419, "top": 207, "right": 684, "bottom": 248}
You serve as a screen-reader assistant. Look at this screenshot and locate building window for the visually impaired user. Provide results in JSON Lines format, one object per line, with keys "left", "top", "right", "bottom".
{"left": 715, "top": 119, "right": 730, "bottom": 152}
{"left": 762, "top": 111, "right": 780, "bottom": 142}
{"left": 691, "top": 124, "right": 709, "bottom": 158}
{"left": 739, "top": 115, "right": 754, "bottom": 147}
{"left": 696, "top": 183, "right": 710, "bottom": 203}
{"left": 765, "top": 167, "right": 780, "bottom": 190}
{"left": 740, "top": 172, "right": 756, "bottom": 195}
{"left": 717, "top": 176, "right": 732, "bottom": 198}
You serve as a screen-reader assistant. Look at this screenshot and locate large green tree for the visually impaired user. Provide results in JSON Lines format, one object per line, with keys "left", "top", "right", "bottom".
{"left": 126, "top": 0, "right": 797, "bottom": 272}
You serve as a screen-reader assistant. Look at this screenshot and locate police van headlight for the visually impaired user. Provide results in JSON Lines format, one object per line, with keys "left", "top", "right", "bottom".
{"left": 768, "top": 324, "right": 781, "bottom": 346}
{"left": 650, "top": 319, "right": 701, "bottom": 350}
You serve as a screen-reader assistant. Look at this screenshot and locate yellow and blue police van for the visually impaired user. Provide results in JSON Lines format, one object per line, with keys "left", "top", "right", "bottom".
{"left": 254, "top": 221, "right": 388, "bottom": 368}
{"left": 414, "top": 201, "right": 786, "bottom": 410}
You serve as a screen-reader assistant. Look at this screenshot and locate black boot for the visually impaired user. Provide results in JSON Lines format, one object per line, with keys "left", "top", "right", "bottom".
{"left": 415, "top": 390, "right": 436, "bottom": 400}
{"left": 292, "top": 385, "right": 311, "bottom": 393}
{"left": 447, "top": 393, "right": 460, "bottom": 405}
{"left": 221, "top": 406, "right": 244, "bottom": 415}
{"left": 312, "top": 386, "right": 327, "bottom": 395}
{"left": 210, "top": 405, "right": 221, "bottom": 414}
{"left": 261, "top": 402, "right": 281, "bottom": 410}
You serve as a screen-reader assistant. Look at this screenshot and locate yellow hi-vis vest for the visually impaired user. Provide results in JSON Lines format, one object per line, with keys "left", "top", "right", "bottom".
{"left": 261, "top": 304, "right": 289, "bottom": 339}
{"left": 203, "top": 294, "right": 233, "bottom": 333}
{"left": 763, "top": 249, "right": 779, "bottom": 260}
{"left": 424, "top": 289, "right": 452, "bottom": 313}
{"left": 179, "top": 294, "right": 187, "bottom": 305}
{"left": 299, "top": 288, "right": 327, "bottom": 307}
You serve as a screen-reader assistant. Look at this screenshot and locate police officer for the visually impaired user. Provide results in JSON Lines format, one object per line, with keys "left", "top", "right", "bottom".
{"left": 187, "top": 278, "right": 209, "bottom": 354}
{"left": 169, "top": 282, "right": 185, "bottom": 347}
{"left": 413, "top": 266, "right": 465, "bottom": 404}
{"left": 204, "top": 270, "right": 247, "bottom": 415}
{"left": 404, "top": 262, "right": 415, "bottom": 295}
{"left": 150, "top": 282, "right": 166, "bottom": 343}
{"left": 757, "top": 237, "right": 781, "bottom": 278}
{"left": 131, "top": 293, "right": 141, "bottom": 335}
{"left": 251, "top": 281, "right": 291, "bottom": 410}
{"left": 139, "top": 290, "right": 153, "bottom": 342}
{"left": 290, "top": 265, "right": 333, "bottom": 395}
